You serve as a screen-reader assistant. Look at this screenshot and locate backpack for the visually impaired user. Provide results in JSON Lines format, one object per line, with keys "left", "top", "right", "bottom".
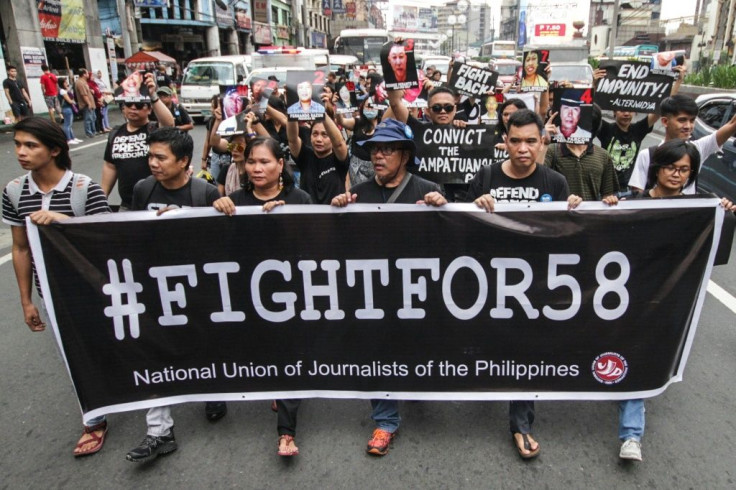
{"left": 135, "top": 175, "right": 213, "bottom": 208}
{"left": 5, "top": 173, "right": 91, "bottom": 217}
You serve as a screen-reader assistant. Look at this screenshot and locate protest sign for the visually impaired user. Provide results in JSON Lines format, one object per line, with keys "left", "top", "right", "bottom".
{"left": 594, "top": 60, "right": 674, "bottom": 113}
{"left": 335, "top": 82, "right": 358, "bottom": 114}
{"left": 254, "top": 80, "right": 278, "bottom": 116}
{"left": 553, "top": 87, "right": 593, "bottom": 144}
{"left": 28, "top": 201, "right": 725, "bottom": 422}
{"left": 381, "top": 40, "right": 419, "bottom": 90}
{"left": 115, "top": 71, "right": 151, "bottom": 102}
{"left": 520, "top": 50, "right": 549, "bottom": 93}
{"left": 449, "top": 62, "right": 499, "bottom": 98}
{"left": 650, "top": 51, "right": 686, "bottom": 77}
{"left": 285, "top": 70, "right": 326, "bottom": 121}
{"left": 220, "top": 85, "right": 247, "bottom": 119}
{"left": 414, "top": 124, "right": 497, "bottom": 183}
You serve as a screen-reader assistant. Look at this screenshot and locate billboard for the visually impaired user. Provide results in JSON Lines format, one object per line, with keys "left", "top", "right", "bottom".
{"left": 391, "top": 4, "right": 437, "bottom": 33}
{"left": 518, "top": 0, "right": 590, "bottom": 47}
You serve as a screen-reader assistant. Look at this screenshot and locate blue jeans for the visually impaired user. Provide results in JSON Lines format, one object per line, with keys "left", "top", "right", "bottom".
{"left": 618, "top": 399, "right": 645, "bottom": 441}
{"left": 61, "top": 106, "right": 75, "bottom": 141}
{"left": 371, "top": 399, "right": 400, "bottom": 433}
{"left": 100, "top": 105, "right": 110, "bottom": 130}
{"left": 83, "top": 107, "right": 96, "bottom": 136}
{"left": 209, "top": 153, "right": 230, "bottom": 182}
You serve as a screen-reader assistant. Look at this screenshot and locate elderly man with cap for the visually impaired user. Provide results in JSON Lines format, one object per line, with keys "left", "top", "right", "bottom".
{"left": 331, "top": 119, "right": 446, "bottom": 457}
{"left": 154, "top": 86, "right": 193, "bottom": 132}
{"left": 556, "top": 90, "right": 591, "bottom": 141}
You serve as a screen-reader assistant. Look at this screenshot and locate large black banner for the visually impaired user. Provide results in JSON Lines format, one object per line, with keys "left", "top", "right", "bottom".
{"left": 28, "top": 201, "right": 725, "bottom": 423}
{"left": 415, "top": 124, "right": 498, "bottom": 184}
{"left": 594, "top": 60, "right": 674, "bottom": 113}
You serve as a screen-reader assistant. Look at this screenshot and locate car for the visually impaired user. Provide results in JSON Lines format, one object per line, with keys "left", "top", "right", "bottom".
{"left": 548, "top": 62, "right": 594, "bottom": 88}
{"left": 691, "top": 93, "right": 736, "bottom": 202}
{"left": 489, "top": 59, "right": 522, "bottom": 86}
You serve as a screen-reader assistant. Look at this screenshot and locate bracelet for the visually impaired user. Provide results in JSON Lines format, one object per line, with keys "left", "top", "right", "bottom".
{"left": 246, "top": 132, "right": 257, "bottom": 138}
{"left": 150, "top": 94, "right": 159, "bottom": 103}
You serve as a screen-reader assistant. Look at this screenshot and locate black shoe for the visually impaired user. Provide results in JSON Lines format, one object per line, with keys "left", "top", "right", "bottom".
{"left": 205, "top": 401, "right": 227, "bottom": 422}
{"left": 125, "top": 429, "right": 177, "bottom": 463}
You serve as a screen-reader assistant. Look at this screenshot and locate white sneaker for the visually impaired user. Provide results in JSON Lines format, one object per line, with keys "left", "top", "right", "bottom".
{"left": 73, "top": 138, "right": 83, "bottom": 143}
{"left": 68, "top": 139, "right": 79, "bottom": 145}
{"left": 619, "top": 439, "right": 642, "bottom": 461}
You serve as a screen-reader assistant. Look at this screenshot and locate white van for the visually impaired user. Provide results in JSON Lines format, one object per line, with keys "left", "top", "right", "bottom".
{"left": 180, "top": 55, "right": 251, "bottom": 121}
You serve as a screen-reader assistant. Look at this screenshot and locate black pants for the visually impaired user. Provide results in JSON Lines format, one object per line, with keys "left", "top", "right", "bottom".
{"left": 509, "top": 400, "right": 534, "bottom": 434}
{"left": 277, "top": 399, "right": 301, "bottom": 436}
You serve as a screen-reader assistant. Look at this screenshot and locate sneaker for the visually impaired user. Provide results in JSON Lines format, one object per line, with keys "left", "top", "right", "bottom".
{"left": 366, "top": 428, "right": 395, "bottom": 456}
{"left": 126, "top": 429, "right": 177, "bottom": 463}
{"left": 619, "top": 438, "right": 642, "bottom": 461}
{"left": 73, "top": 138, "right": 83, "bottom": 143}
{"left": 68, "top": 139, "right": 79, "bottom": 145}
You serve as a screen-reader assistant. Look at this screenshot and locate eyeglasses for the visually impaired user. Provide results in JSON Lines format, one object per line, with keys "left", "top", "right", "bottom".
{"left": 124, "top": 102, "right": 147, "bottom": 110}
{"left": 430, "top": 104, "right": 455, "bottom": 113}
{"left": 227, "top": 142, "right": 246, "bottom": 153}
{"left": 661, "top": 165, "right": 691, "bottom": 175}
{"left": 369, "top": 144, "right": 401, "bottom": 156}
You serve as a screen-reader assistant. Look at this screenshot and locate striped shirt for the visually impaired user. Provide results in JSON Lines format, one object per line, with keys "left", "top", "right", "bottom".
{"left": 2, "top": 171, "right": 111, "bottom": 294}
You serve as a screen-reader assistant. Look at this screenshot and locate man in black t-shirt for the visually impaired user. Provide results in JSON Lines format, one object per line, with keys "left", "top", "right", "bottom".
{"left": 153, "top": 87, "right": 193, "bottom": 131}
{"left": 101, "top": 73, "right": 174, "bottom": 210}
{"left": 467, "top": 110, "right": 581, "bottom": 460}
{"left": 126, "top": 128, "right": 218, "bottom": 464}
{"left": 331, "top": 119, "right": 446, "bottom": 457}
{"left": 3, "top": 66, "right": 32, "bottom": 121}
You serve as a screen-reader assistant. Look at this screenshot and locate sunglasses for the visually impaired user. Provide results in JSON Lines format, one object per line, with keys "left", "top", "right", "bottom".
{"left": 227, "top": 142, "right": 246, "bottom": 153}
{"left": 124, "top": 102, "right": 147, "bottom": 110}
{"left": 369, "top": 144, "right": 402, "bottom": 156}
{"left": 430, "top": 104, "right": 455, "bottom": 113}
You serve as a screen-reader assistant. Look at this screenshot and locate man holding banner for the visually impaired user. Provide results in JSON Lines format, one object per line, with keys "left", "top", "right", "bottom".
{"left": 331, "top": 119, "right": 446, "bottom": 456}
{"left": 467, "top": 109, "right": 581, "bottom": 458}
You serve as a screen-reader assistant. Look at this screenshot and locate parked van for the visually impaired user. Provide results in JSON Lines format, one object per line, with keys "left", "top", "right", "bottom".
{"left": 329, "top": 54, "right": 359, "bottom": 79}
{"left": 180, "top": 55, "right": 251, "bottom": 121}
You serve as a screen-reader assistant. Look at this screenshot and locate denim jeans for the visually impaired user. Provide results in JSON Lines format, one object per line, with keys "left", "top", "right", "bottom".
{"left": 370, "top": 399, "right": 400, "bottom": 433}
{"left": 83, "top": 107, "right": 96, "bottom": 136}
{"left": 146, "top": 406, "right": 174, "bottom": 437}
{"left": 618, "top": 399, "right": 645, "bottom": 441}
{"left": 209, "top": 153, "right": 230, "bottom": 182}
{"left": 61, "top": 106, "right": 75, "bottom": 141}
{"left": 100, "top": 105, "right": 110, "bottom": 130}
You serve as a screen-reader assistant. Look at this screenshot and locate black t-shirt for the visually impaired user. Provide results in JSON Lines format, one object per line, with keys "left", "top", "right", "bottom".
{"left": 131, "top": 178, "right": 220, "bottom": 211}
{"left": 295, "top": 146, "right": 349, "bottom": 205}
{"left": 350, "top": 173, "right": 441, "bottom": 204}
{"left": 466, "top": 162, "right": 570, "bottom": 203}
{"left": 104, "top": 122, "right": 158, "bottom": 207}
{"left": 150, "top": 103, "right": 192, "bottom": 127}
{"left": 597, "top": 117, "right": 653, "bottom": 189}
{"left": 3, "top": 78, "right": 25, "bottom": 104}
{"left": 228, "top": 187, "right": 312, "bottom": 205}
{"left": 407, "top": 115, "right": 429, "bottom": 136}
{"left": 262, "top": 120, "right": 291, "bottom": 161}
{"left": 156, "top": 72, "right": 173, "bottom": 88}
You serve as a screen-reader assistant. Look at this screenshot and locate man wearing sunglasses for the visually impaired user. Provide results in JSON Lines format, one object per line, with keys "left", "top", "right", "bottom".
{"left": 331, "top": 119, "right": 446, "bottom": 457}
{"left": 101, "top": 73, "right": 175, "bottom": 210}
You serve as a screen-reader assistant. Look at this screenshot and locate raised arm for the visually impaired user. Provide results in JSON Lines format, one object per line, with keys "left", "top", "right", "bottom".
{"left": 387, "top": 88, "right": 409, "bottom": 123}
{"left": 322, "top": 113, "right": 348, "bottom": 161}
{"left": 208, "top": 108, "right": 229, "bottom": 153}
{"left": 287, "top": 119, "right": 303, "bottom": 160}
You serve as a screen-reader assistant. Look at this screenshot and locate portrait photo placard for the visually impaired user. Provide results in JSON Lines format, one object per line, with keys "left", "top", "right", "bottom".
{"left": 552, "top": 87, "right": 593, "bottom": 144}
{"left": 115, "top": 71, "right": 151, "bottom": 102}
{"left": 380, "top": 39, "right": 419, "bottom": 90}
{"left": 285, "top": 70, "right": 327, "bottom": 121}
{"left": 519, "top": 50, "right": 549, "bottom": 93}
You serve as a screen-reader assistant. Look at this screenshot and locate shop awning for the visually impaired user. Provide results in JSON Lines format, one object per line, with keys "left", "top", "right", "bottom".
{"left": 124, "top": 51, "right": 176, "bottom": 65}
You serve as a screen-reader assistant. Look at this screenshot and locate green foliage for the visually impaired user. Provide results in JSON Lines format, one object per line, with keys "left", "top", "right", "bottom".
{"left": 588, "top": 57, "right": 599, "bottom": 69}
{"left": 685, "top": 63, "right": 736, "bottom": 88}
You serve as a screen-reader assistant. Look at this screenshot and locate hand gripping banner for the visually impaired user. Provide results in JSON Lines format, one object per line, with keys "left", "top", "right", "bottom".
{"left": 27, "top": 200, "right": 726, "bottom": 423}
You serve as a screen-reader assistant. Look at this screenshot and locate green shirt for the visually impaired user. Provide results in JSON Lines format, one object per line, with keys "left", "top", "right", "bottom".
{"left": 544, "top": 143, "right": 619, "bottom": 201}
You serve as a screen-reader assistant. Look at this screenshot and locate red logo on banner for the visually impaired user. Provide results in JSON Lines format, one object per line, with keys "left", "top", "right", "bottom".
{"left": 534, "top": 24, "right": 566, "bottom": 37}
{"left": 592, "top": 352, "right": 628, "bottom": 384}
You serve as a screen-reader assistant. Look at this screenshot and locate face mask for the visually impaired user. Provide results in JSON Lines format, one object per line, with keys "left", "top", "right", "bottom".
{"left": 364, "top": 109, "right": 378, "bottom": 120}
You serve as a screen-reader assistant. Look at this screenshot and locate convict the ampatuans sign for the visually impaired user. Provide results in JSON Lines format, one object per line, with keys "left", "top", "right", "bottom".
{"left": 28, "top": 200, "right": 726, "bottom": 423}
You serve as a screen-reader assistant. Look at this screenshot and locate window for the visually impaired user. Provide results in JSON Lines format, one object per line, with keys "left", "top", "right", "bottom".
{"left": 698, "top": 101, "right": 731, "bottom": 130}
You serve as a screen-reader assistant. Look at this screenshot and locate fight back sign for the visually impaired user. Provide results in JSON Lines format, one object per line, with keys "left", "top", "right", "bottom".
{"left": 594, "top": 60, "right": 674, "bottom": 113}
{"left": 449, "top": 62, "right": 499, "bottom": 98}
{"left": 28, "top": 201, "right": 725, "bottom": 422}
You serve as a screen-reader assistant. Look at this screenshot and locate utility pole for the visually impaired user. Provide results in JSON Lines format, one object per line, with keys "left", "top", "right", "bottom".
{"left": 117, "top": 0, "right": 133, "bottom": 58}
{"left": 608, "top": 0, "right": 620, "bottom": 58}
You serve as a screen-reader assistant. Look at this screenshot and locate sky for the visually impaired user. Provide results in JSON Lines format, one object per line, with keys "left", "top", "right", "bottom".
{"left": 660, "top": 0, "right": 699, "bottom": 21}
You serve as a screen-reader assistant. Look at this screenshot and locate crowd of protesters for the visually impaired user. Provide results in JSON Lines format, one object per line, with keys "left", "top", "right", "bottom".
{"left": 3, "top": 52, "right": 736, "bottom": 466}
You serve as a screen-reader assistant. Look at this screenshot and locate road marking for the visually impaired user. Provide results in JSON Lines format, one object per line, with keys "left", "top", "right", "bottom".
{"left": 70, "top": 139, "right": 108, "bottom": 152}
{"left": 707, "top": 280, "right": 736, "bottom": 315}
{"left": 0, "top": 250, "right": 735, "bottom": 314}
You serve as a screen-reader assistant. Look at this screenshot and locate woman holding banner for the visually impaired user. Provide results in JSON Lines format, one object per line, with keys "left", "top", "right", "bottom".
{"left": 212, "top": 137, "right": 311, "bottom": 457}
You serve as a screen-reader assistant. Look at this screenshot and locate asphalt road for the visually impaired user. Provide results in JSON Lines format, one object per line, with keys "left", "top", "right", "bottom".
{"left": 0, "top": 113, "right": 735, "bottom": 488}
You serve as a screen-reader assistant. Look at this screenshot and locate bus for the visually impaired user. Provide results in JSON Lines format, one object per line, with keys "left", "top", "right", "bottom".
{"left": 611, "top": 44, "right": 659, "bottom": 61}
{"left": 333, "top": 28, "right": 391, "bottom": 65}
{"left": 480, "top": 40, "right": 516, "bottom": 59}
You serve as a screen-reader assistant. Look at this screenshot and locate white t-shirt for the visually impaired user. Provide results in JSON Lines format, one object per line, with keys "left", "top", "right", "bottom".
{"left": 628, "top": 132, "right": 720, "bottom": 194}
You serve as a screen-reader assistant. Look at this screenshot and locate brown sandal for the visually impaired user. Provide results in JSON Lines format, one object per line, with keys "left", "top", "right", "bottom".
{"left": 513, "top": 432, "right": 540, "bottom": 459}
{"left": 73, "top": 421, "right": 108, "bottom": 457}
{"left": 277, "top": 434, "right": 299, "bottom": 457}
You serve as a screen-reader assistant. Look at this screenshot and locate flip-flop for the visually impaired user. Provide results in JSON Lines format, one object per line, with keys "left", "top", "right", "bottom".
{"left": 277, "top": 435, "right": 299, "bottom": 457}
{"left": 513, "top": 433, "right": 540, "bottom": 459}
{"left": 73, "top": 422, "right": 108, "bottom": 457}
